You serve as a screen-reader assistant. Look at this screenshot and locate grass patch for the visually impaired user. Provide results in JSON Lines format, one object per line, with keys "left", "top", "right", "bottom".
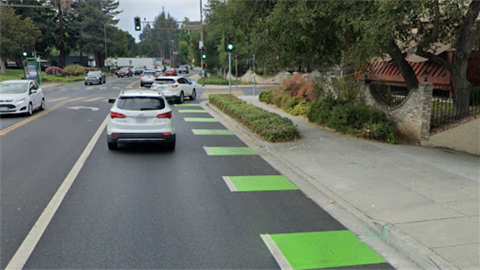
{"left": 0, "top": 69, "right": 25, "bottom": 81}
{"left": 0, "top": 68, "right": 85, "bottom": 84}
{"left": 209, "top": 94, "right": 299, "bottom": 142}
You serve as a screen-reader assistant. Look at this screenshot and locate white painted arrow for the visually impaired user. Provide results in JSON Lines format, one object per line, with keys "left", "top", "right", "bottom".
{"left": 68, "top": 106, "right": 99, "bottom": 111}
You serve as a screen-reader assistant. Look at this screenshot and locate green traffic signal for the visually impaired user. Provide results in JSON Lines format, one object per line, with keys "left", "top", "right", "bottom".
{"left": 22, "top": 52, "right": 28, "bottom": 57}
{"left": 202, "top": 54, "right": 206, "bottom": 59}
{"left": 227, "top": 44, "right": 234, "bottom": 51}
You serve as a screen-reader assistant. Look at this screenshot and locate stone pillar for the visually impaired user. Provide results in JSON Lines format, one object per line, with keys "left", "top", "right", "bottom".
{"left": 418, "top": 82, "right": 433, "bottom": 141}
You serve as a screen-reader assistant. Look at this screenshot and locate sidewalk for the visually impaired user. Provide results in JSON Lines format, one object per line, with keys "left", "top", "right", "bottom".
{"left": 204, "top": 95, "right": 480, "bottom": 270}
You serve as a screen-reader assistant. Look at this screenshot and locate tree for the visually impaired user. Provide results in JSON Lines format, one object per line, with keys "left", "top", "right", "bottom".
{"left": 0, "top": 8, "right": 41, "bottom": 73}
{"left": 339, "top": 0, "right": 479, "bottom": 116}
{"left": 73, "top": 0, "right": 121, "bottom": 68}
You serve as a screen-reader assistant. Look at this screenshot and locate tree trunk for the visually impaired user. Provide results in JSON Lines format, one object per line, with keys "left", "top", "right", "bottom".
{"left": 0, "top": 55, "right": 6, "bottom": 74}
{"left": 386, "top": 39, "right": 418, "bottom": 90}
{"left": 59, "top": 10, "right": 66, "bottom": 68}
{"left": 452, "top": 54, "right": 470, "bottom": 119}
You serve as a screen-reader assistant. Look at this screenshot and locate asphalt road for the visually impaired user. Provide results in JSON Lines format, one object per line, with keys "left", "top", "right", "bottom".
{"left": 1, "top": 74, "right": 395, "bottom": 269}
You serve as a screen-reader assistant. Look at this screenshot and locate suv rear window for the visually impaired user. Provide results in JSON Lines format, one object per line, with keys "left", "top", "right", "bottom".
{"left": 117, "top": 97, "right": 165, "bottom": 111}
{"left": 154, "top": 79, "right": 175, "bottom": 85}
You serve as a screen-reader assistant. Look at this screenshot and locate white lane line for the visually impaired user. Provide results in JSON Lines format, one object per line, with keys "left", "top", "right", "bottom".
{"left": 5, "top": 116, "right": 109, "bottom": 270}
{"left": 260, "top": 234, "right": 293, "bottom": 270}
{"left": 203, "top": 146, "right": 213, "bottom": 156}
{"left": 222, "top": 176, "right": 238, "bottom": 192}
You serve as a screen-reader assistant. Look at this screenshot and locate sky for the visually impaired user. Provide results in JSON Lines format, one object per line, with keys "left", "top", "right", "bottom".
{"left": 116, "top": 0, "right": 204, "bottom": 42}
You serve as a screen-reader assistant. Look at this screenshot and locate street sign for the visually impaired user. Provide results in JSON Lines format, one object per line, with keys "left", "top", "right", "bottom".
{"left": 199, "top": 41, "right": 203, "bottom": 49}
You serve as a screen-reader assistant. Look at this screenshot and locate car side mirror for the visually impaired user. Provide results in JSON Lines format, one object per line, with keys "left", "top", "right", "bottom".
{"left": 30, "top": 90, "right": 37, "bottom": 94}
{"left": 108, "top": 98, "right": 116, "bottom": 103}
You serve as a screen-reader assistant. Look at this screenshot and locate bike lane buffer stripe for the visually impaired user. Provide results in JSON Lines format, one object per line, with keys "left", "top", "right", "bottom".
{"left": 203, "top": 146, "right": 257, "bottom": 156}
{"left": 179, "top": 109, "right": 208, "bottom": 113}
{"left": 261, "top": 231, "right": 386, "bottom": 270}
{"left": 192, "top": 129, "right": 234, "bottom": 135}
{"left": 184, "top": 117, "right": 219, "bottom": 122}
{"left": 222, "top": 176, "right": 298, "bottom": 192}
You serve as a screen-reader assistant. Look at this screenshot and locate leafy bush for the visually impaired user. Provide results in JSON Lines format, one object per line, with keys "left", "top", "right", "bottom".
{"left": 470, "top": 86, "right": 480, "bottom": 106}
{"left": 196, "top": 74, "right": 245, "bottom": 85}
{"left": 278, "top": 73, "right": 317, "bottom": 101}
{"left": 46, "top": 66, "right": 63, "bottom": 76}
{"left": 286, "top": 100, "right": 310, "bottom": 116}
{"left": 62, "top": 64, "right": 85, "bottom": 76}
{"left": 259, "top": 89, "right": 275, "bottom": 104}
{"left": 209, "top": 94, "right": 299, "bottom": 142}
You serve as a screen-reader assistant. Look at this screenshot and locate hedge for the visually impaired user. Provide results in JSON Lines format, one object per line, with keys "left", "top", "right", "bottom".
{"left": 209, "top": 94, "right": 299, "bottom": 142}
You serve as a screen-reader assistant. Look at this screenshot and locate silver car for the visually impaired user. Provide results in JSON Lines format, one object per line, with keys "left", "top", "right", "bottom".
{"left": 140, "top": 70, "right": 162, "bottom": 87}
{"left": 0, "top": 80, "right": 45, "bottom": 116}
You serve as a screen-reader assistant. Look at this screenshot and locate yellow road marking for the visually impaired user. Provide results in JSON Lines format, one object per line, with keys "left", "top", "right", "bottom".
{"left": 126, "top": 80, "right": 139, "bottom": 89}
{"left": 84, "top": 97, "right": 104, "bottom": 102}
{"left": 0, "top": 97, "right": 86, "bottom": 136}
{"left": 49, "top": 97, "right": 68, "bottom": 102}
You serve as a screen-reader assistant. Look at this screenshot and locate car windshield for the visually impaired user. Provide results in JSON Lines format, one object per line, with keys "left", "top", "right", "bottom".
{"left": 0, "top": 83, "right": 27, "bottom": 94}
{"left": 120, "top": 68, "right": 129, "bottom": 71}
{"left": 154, "top": 79, "right": 175, "bottom": 85}
{"left": 87, "top": 71, "right": 101, "bottom": 76}
{"left": 116, "top": 97, "right": 165, "bottom": 111}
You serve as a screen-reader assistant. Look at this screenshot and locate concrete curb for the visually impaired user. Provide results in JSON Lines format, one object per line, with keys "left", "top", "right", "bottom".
{"left": 202, "top": 100, "right": 458, "bottom": 270}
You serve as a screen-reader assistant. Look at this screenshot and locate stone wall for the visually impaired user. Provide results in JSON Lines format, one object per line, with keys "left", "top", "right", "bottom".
{"left": 361, "top": 82, "right": 433, "bottom": 144}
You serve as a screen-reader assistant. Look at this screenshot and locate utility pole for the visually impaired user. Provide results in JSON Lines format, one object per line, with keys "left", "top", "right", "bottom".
{"left": 200, "top": 0, "right": 204, "bottom": 86}
{"left": 253, "top": 54, "right": 256, "bottom": 96}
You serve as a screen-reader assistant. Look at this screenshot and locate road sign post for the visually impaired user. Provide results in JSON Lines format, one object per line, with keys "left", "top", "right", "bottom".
{"left": 229, "top": 52, "right": 232, "bottom": 94}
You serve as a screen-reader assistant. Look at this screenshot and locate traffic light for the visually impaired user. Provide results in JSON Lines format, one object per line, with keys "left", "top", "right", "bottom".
{"left": 21, "top": 44, "right": 28, "bottom": 57}
{"left": 201, "top": 47, "right": 207, "bottom": 59}
{"left": 134, "top": 17, "right": 141, "bottom": 31}
{"left": 225, "top": 31, "right": 234, "bottom": 52}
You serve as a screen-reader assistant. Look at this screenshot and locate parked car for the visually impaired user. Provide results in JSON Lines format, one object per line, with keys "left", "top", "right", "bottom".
{"left": 116, "top": 67, "right": 133, "bottom": 77}
{"left": 140, "top": 70, "right": 162, "bottom": 87}
{"left": 133, "top": 67, "right": 144, "bottom": 75}
{"left": 0, "top": 80, "right": 45, "bottom": 116}
{"left": 151, "top": 76, "right": 196, "bottom": 104}
{"left": 84, "top": 70, "right": 106, "bottom": 85}
{"left": 164, "top": 68, "right": 177, "bottom": 76}
{"left": 106, "top": 89, "right": 175, "bottom": 150}
{"left": 178, "top": 65, "right": 189, "bottom": 74}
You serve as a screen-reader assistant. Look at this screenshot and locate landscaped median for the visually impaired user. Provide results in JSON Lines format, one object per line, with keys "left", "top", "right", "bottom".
{"left": 209, "top": 94, "right": 299, "bottom": 143}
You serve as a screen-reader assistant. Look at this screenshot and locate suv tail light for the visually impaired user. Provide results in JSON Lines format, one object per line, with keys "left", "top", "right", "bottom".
{"left": 157, "top": 111, "right": 172, "bottom": 119}
{"left": 111, "top": 111, "right": 126, "bottom": 119}
{"left": 172, "top": 85, "right": 179, "bottom": 88}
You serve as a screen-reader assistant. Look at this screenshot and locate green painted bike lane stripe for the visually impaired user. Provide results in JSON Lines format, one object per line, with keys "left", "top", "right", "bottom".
{"left": 192, "top": 129, "right": 235, "bottom": 135}
{"left": 203, "top": 146, "right": 257, "bottom": 156}
{"left": 179, "top": 109, "right": 208, "bottom": 113}
{"left": 222, "top": 176, "right": 298, "bottom": 192}
{"left": 175, "top": 104, "right": 201, "bottom": 107}
{"left": 262, "top": 231, "right": 386, "bottom": 270}
{"left": 184, "top": 118, "right": 219, "bottom": 122}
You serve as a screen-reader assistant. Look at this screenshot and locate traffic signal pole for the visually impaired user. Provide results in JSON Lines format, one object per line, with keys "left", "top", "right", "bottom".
{"left": 229, "top": 52, "right": 232, "bottom": 94}
{"left": 200, "top": 0, "right": 204, "bottom": 86}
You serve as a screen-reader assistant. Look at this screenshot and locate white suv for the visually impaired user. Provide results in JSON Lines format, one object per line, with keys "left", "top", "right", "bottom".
{"left": 107, "top": 89, "right": 175, "bottom": 150}
{"left": 151, "top": 76, "right": 196, "bottom": 104}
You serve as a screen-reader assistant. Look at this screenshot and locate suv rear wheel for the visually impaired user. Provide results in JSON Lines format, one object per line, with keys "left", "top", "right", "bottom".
{"left": 108, "top": 142, "right": 118, "bottom": 150}
{"left": 176, "top": 92, "right": 184, "bottom": 104}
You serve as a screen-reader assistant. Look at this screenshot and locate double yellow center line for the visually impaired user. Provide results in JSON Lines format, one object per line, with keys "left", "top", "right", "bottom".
{"left": 0, "top": 97, "right": 85, "bottom": 136}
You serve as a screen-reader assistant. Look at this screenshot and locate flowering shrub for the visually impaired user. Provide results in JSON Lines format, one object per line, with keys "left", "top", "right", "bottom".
{"left": 46, "top": 66, "right": 63, "bottom": 76}
{"left": 278, "top": 73, "right": 317, "bottom": 101}
{"left": 63, "top": 64, "right": 86, "bottom": 76}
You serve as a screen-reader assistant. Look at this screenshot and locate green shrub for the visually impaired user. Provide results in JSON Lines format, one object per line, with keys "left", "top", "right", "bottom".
{"left": 62, "top": 64, "right": 85, "bottom": 76}
{"left": 286, "top": 100, "right": 310, "bottom": 116}
{"left": 470, "top": 86, "right": 480, "bottom": 106}
{"left": 259, "top": 89, "right": 275, "bottom": 104}
{"left": 209, "top": 94, "right": 299, "bottom": 142}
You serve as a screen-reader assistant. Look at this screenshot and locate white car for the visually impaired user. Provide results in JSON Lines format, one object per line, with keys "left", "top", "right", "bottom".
{"left": 107, "top": 89, "right": 175, "bottom": 150}
{"left": 0, "top": 80, "right": 45, "bottom": 116}
{"left": 150, "top": 76, "right": 196, "bottom": 104}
